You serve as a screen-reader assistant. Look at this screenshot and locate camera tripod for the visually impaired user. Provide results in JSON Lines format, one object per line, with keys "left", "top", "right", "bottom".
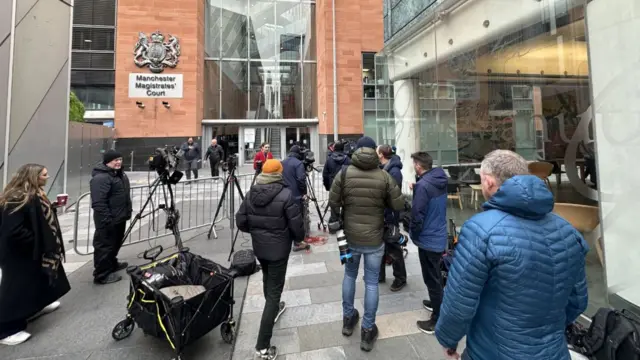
{"left": 305, "top": 168, "right": 328, "bottom": 231}
{"left": 207, "top": 165, "right": 245, "bottom": 241}
{"left": 122, "top": 171, "right": 184, "bottom": 251}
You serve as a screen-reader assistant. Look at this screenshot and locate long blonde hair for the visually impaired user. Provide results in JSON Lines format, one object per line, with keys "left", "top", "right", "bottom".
{"left": 0, "top": 163, "right": 46, "bottom": 213}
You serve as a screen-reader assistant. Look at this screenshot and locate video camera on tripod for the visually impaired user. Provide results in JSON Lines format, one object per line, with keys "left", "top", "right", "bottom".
{"left": 297, "top": 144, "right": 318, "bottom": 173}
{"left": 148, "top": 146, "right": 184, "bottom": 184}
{"left": 221, "top": 154, "right": 238, "bottom": 173}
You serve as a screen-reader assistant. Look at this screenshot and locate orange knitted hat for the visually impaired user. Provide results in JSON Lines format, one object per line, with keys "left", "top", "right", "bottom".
{"left": 262, "top": 159, "right": 283, "bottom": 174}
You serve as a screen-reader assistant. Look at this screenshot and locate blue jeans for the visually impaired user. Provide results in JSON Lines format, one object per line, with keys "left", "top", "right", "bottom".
{"left": 342, "top": 243, "right": 385, "bottom": 329}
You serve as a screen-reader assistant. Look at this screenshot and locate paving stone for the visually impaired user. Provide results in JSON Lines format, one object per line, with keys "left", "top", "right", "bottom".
{"left": 289, "top": 254, "right": 304, "bottom": 266}
{"left": 375, "top": 310, "right": 425, "bottom": 339}
{"left": 286, "top": 262, "right": 328, "bottom": 278}
{"left": 234, "top": 326, "right": 301, "bottom": 359}
{"left": 274, "top": 301, "right": 349, "bottom": 329}
{"left": 376, "top": 290, "right": 425, "bottom": 316}
{"left": 301, "top": 251, "right": 340, "bottom": 265}
{"left": 406, "top": 333, "right": 467, "bottom": 359}
{"left": 310, "top": 242, "right": 339, "bottom": 254}
{"left": 297, "top": 320, "right": 359, "bottom": 352}
{"left": 308, "top": 275, "right": 427, "bottom": 304}
{"left": 242, "top": 289, "right": 312, "bottom": 313}
{"left": 284, "top": 346, "right": 347, "bottom": 360}
{"left": 287, "top": 271, "right": 345, "bottom": 290}
{"left": 342, "top": 336, "right": 421, "bottom": 360}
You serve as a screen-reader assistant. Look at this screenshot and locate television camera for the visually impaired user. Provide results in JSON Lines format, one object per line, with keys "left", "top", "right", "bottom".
{"left": 221, "top": 154, "right": 238, "bottom": 173}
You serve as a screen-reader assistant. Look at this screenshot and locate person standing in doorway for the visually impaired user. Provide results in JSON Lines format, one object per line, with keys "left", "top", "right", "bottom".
{"left": 254, "top": 143, "right": 273, "bottom": 171}
{"left": 205, "top": 138, "right": 224, "bottom": 177}
{"left": 181, "top": 137, "right": 201, "bottom": 181}
{"left": 409, "top": 151, "right": 449, "bottom": 334}
{"left": 90, "top": 150, "right": 132, "bottom": 285}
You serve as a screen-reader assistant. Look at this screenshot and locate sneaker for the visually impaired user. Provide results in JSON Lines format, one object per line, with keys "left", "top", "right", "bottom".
{"left": 423, "top": 300, "right": 433, "bottom": 312}
{"left": 94, "top": 273, "right": 122, "bottom": 285}
{"left": 360, "top": 324, "right": 379, "bottom": 352}
{"left": 274, "top": 302, "right": 286, "bottom": 323}
{"left": 255, "top": 346, "right": 278, "bottom": 360}
{"left": 292, "top": 241, "right": 310, "bottom": 252}
{"left": 390, "top": 279, "right": 406, "bottom": 292}
{"left": 417, "top": 318, "right": 437, "bottom": 334}
{"left": 342, "top": 309, "right": 360, "bottom": 336}
{"left": 114, "top": 261, "right": 129, "bottom": 272}
{"left": 0, "top": 331, "right": 31, "bottom": 346}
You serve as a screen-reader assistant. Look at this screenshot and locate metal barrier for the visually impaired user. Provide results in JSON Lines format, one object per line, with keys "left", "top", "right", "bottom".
{"left": 72, "top": 168, "right": 329, "bottom": 255}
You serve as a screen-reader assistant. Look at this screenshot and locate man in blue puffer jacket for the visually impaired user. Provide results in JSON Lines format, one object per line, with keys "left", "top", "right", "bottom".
{"left": 409, "top": 151, "right": 449, "bottom": 334}
{"left": 435, "top": 150, "right": 589, "bottom": 360}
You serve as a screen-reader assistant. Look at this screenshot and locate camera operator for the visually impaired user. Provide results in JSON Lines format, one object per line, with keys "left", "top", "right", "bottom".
{"left": 281, "top": 145, "right": 310, "bottom": 251}
{"left": 376, "top": 144, "right": 407, "bottom": 291}
{"left": 328, "top": 136, "right": 404, "bottom": 352}
{"left": 322, "top": 141, "right": 351, "bottom": 222}
{"left": 254, "top": 143, "right": 273, "bottom": 171}
{"left": 180, "top": 137, "right": 201, "bottom": 181}
{"left": 205, "top": 138, "right": 224, "bottom": 177}
{"left": 90, "top": 150, "right": 133, "bottom": 285}
{"left": 235, "top": 159, "right": 305, "bottom": 360}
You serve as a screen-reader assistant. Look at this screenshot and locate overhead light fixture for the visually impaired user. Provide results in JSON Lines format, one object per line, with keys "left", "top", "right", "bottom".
{"left": 135, "top": 101, "right": 145, "bottom": 109}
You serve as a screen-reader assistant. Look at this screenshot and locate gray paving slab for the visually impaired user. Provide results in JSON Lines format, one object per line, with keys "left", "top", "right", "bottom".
{"left": 284, "top": 346, "right": 347, "bottom": 360}
{"left": 297, "top": 320, "right": 358, "bottom": 352}
{"left": 342, "top": 336, "right": 422, "bottom": 360}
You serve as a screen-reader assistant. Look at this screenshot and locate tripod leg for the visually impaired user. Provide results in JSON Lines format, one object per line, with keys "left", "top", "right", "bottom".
{"left": 234, "top": 176, "right": 245, "bottom": 201}
{"left": 227, "top": 228, "right": 242, "bottom": 262}
{"left": 207, "top": 177, "right": 230, "bottom": 239}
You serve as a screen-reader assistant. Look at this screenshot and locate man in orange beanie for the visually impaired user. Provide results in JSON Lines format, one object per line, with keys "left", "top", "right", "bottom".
{"left": 236, "top": 159, "right": 305, "bottom": 360}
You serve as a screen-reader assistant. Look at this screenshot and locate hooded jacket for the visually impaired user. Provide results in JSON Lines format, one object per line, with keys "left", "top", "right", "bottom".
{"left": 236, "top": 173, "right": 305, "bottom": 261}
{"left": 410, "top": 167, "right": 449, "bottom": 252}
{"left": 328, "top": 147, "right": 405, "bottom": 247}
{"left": 90, "top": 163, "right": 132, "bottom": 229}
{"left": 323, "top": 151, "right": 351, "bottom": 191}
{"left": 435, "top": 175, "right": 589, "bottom": 360}
{"left": 381, "top": 155, "right": 403, "bottom": 225}
{"left": 281, "top": 151, "right": 307, "bottom": 200}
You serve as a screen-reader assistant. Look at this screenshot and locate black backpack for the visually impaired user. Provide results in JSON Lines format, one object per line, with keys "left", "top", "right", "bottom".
{"left": 570, "top": 308, "right": 640, "bottom": 360}
{"left": 230, "top": 249, "right": 259, "bottom": 277}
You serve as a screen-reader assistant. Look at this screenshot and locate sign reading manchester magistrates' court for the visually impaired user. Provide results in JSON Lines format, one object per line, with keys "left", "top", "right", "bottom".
{"left": 128, "top": 73, "right": 183, "bottom": 98}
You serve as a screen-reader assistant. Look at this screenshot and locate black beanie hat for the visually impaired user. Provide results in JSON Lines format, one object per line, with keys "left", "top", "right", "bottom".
{"left": 356, "top": 136, "right": 377, "bottom": 150}
{"left": 103, "top": 149, "right": 123, "bottom": 164}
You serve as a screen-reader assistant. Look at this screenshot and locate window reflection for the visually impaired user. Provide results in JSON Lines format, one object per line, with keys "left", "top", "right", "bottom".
{"left": 220, "top": 61, "right": 249, "bottom": 119}
{"left": 249, "top": 0, "right": 276, "bottom": 60}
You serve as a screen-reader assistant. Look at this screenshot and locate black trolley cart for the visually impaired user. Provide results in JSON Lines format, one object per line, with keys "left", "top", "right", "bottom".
{"left": 111, "top": 246, "right": 237, "bottom": 359}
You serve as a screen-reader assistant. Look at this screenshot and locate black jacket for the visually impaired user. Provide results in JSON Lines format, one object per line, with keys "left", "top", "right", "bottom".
{"left": 205, "top": 144, "right": 224, "bottom": 163}
{"left": 236, "top": 174, "right": 305, "bottom": 261}
{"left": 381, "top": 155, "right": 403, "bottom": 225}
{"left": 181, "top": 142, "right": 201, "bottom": 161}
{"left": 281, "top": 153, "right": 307, "bottom": 200}
{"left": 0, "top": 197, "right": 71, "bottom": 323}
{"left": 90, "top": 164, "right": 132, "bottom": 229}
{"left": 323, "top": 151, "right": 351, "bottom": 190}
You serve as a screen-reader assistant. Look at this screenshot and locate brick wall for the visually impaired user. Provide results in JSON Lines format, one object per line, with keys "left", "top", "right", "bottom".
{"left": 316, "top": 0, "right": 384, "bottom": 136}
{"left": 114, "top": 0, "right": 204, "bottom": 138}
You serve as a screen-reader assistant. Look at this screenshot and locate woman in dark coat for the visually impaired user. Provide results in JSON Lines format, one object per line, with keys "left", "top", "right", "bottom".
{"left": 0, "top": 164, "right": 71, "bottom": 345}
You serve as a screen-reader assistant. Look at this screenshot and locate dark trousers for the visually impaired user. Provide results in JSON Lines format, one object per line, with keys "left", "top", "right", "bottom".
{"left": 256, "top": 257, "right": 288, "bottom": 350}
{"left": 379, "top": 244, "right": 407, "bottom": 282}
{"left": 185, "top": 160, "right": 199, "bottom": 180}
{"left": 0, "top": 318, "right": 27, "bottom": 339}
{"left": 93, "top": 222, "right": 127, "bottom": 281}
{"left": 210, "top": 160, "right": 220, "bottom": 177}
{"left": 418, "top": 248, "right": 444, "bottom": 319}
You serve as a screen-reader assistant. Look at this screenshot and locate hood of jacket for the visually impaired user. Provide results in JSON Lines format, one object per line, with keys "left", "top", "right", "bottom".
{"left": 351, "top": 147, "right": 380, "bottom": 170}
{"left": 420, "top": 167, "right": 448, "bottom": 190}
{"left": 287, "top": 152, "right": 302, "bottom": 160}
{"left": 92, "top": 163, "right": 119, "bottom": 177}
{"left": 383, "top": 154, "right": 403, "bottom": 172}
{"left": 329, "top": 151, "right": 349, "bottom": 165}
{"left": 483, "top": 175, "right": 554, "bottom": 220}
{"left": 250, "top": 174, "right": 285, "bottom": 207}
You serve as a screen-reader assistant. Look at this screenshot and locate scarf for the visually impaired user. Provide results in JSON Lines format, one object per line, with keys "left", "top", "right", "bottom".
{"left": 256, "top": 173, "right": 283, "bottom": 185}
{"left": 37, "top": 192, "right": 65, "bottom": 276}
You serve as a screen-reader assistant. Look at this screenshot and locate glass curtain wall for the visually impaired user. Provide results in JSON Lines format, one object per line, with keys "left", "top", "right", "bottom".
{"left": 363, "top": 53, "right": 395, "bottom": 146}
{"left": 379, "top": 0, "right": 605, "bottom": 316}
{"left": 204, "top": 0, "right": 317, "bottom": 121}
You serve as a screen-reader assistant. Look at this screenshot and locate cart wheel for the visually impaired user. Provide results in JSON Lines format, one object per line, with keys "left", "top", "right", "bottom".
{"left": 221, "top": 322, "right": 235, "bottom": 344}
{"left": 317, "top": 223, "right": 321, "bottom": 230}
{"left": 112, "top": 318, "right": 135, "bottom": 340}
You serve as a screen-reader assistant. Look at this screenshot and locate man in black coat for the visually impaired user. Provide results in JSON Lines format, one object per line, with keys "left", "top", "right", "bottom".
{"left": 205, "top": 138, "right": 224, "bottom": 177}
{"left": 90, "top": 150, "right": 132, "bottom": 285}
{"left": 236, "top": 159, "right": 305, "bottom": 360}
{"left": 323, "top": 141, "right": 351, "bottom": 223}
{"left": 181, "top": 137, "right": 201, "bottom": 181}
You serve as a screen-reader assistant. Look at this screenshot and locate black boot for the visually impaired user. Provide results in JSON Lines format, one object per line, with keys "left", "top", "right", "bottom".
{"left": 342, "top": 309, "right": 360, "bottom": 336}
{"left": 361, "top": 324, "right": 379, "bottom": 352}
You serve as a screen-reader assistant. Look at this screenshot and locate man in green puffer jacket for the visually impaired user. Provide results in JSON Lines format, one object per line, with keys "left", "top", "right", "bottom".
{"left": 328, "top": 136, "right": 405, "bottom": 353}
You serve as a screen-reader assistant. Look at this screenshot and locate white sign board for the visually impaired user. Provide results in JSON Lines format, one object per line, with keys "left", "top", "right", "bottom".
{"left": 244, "top": 128, "right": 256, "bottom": 143}
{"left": 129, "top": 73, "right": 183, "bottom": 98}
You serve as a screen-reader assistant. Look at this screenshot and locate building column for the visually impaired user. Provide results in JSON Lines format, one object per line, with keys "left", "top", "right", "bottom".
{"left": 394, "top": 78, "right": 421, "bottom": 188}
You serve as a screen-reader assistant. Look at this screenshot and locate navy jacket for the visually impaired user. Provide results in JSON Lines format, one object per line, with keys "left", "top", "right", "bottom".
{"left": 409, "top": 167, "right": 448, "bottom": 252}
{"left": 381, "top": 155, "right": 403, "bottom": 225}
{"left": 323, "top": 151, "right": 351, "bottom": 191}
{"left": 435, "top": 175, "right": 589, "bottom": 360}
{"left": 281, "top": 153, "right": 307, "bottom": 200}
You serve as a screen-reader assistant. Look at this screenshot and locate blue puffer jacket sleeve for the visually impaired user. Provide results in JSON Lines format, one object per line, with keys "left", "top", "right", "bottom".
{"left": 383, "top": 155, "right": 403, "bottom": 225}
{"left": 435, "top": 219, "right": 490, "bottom": 350}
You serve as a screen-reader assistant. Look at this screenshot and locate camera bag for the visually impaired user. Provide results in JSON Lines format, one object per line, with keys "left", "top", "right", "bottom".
{"left": 230, "top": 249, "right": 259, "bottom": 277}
{"left": 570, "top": 307, "right": 640, "bottom": 360}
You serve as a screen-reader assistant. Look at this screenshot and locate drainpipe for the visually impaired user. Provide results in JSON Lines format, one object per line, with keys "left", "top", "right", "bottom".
{"left": 3, "top": 0, "right": 17, "bottom": 185}
{"left": 332, "top": 0, "right": 338, "bottom": 142}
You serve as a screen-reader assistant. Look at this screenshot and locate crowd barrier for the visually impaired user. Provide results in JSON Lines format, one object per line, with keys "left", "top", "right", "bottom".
{"left": 72, "top": 168, "right": 329, "bottom": 255}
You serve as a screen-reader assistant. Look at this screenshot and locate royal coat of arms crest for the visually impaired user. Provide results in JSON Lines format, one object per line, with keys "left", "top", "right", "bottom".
{"left": 133, "top": 31, "right": 181, "bottom": 73}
